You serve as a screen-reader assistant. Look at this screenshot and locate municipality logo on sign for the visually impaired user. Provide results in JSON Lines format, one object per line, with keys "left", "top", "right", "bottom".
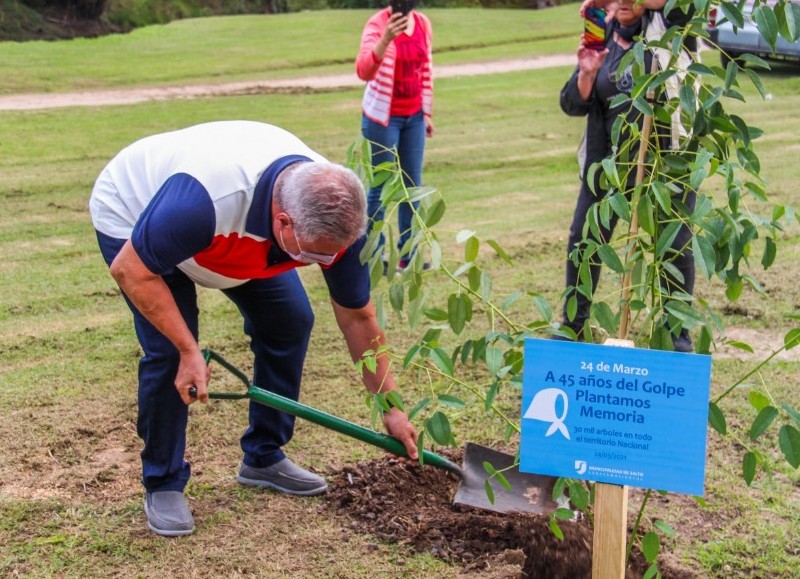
{"left": 523, "top": 387, "right": 570, "bottom": 440}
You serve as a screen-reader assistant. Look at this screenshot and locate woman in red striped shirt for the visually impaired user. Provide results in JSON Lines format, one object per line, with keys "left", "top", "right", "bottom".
{"left": 356, "top": 2, "right": 434, "bottom": 270}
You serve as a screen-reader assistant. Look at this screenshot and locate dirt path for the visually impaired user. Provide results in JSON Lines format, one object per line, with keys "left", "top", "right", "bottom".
{"left": 0, "top": 55, "right": 575, "bottom": 111}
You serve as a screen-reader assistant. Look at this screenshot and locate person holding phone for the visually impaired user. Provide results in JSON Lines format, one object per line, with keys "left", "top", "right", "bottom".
{"left": 556, "top": 0, "right": 696, "bottom": 352}
{"left": 356, "top": 0, "right": 434, "bottom": 271}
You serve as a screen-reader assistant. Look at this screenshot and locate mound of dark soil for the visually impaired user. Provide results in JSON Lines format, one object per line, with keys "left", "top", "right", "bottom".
{"left": 322, "top": 453, "right": 682, "bottom": 578}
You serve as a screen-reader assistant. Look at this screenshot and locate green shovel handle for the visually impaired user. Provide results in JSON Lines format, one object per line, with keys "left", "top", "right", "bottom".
{"left": 191, "top": 349, "right": 463, "bottom": 476}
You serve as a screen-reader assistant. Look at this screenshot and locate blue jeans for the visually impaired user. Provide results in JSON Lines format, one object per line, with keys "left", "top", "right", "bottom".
{"left": 96, "top": 231, "right": 313, "bottom": 492}
{"left": 361, "top": 111, "right": 426, "bottom": 259}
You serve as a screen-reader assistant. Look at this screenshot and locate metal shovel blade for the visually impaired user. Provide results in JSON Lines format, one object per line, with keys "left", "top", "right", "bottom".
{"left": 453, "top": 442, "right": 558, "bottom": 515}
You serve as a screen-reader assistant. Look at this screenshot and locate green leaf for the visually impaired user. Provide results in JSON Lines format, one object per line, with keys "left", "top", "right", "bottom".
{"left": 482, "top": 478, "right": 496, "bottom": 504}
{"left": 643, "top": 564, "right": 660, "bottom": 579}
{"left": 531, "top": 293, "right": 553, "bottom": 321}
{"left": 742, "top": 68, "right": 767, "bottom": 100}
{"left": 597, "top": 244, "right": 625, "bottom": 273}
{"left": 487, "top": 239, "right": 513, "bottom": 264}
{"left": 592, "top": 301, "right": 617, "bottom": 334}
{"left": 649, "top": 325, "right": 674, "bottom": 351}
{"left": 743, "top": 451, "right": 757, "bottom": 486}
{"left": 748, "top": 390, "right": 771, "bottom": 412}
{"left": 724, "top": 60, "right": 737, "bottom": 91}
{"left": 425, "top": 411, "right": 454, "bottom": 446}
{"left": 549, "top": 517, "right": 565, "bottom": 540}
{"left": 664, "top": 300, "right": 704, "bottom": 329}
{"left": 784, "top": 328, "right": 800, "bottom": 350}
{"left": 761, "top": 236, "right": 776, "bottom": 269}
{"left": 642, "top": 531, "right": 660, "bottom": 563}
{"left": 608, "top": 192, "right": 631, "bottom": 222}
{"left": 727, "top": 340, "right": 754, "bottom": 353}
{"left": 679, "top": 82, "right": 697, "bottom": 117}
{"left": 464, "top": 236, "right": 479, "bottom": 262}
{"left": 389, "top": 282, "right": 404, "bottom": 313}
{"left": 407, "top": 397, "right": 430, "bottom": 421}
{"left": 437, "top": 394, "right": 466, "bottom": 409}
{"left": 782, "top": 404, "right": 800, "bottom": 428}
{"left": 651, "top": 181, "right": 673, "bottom": 214}
{"left": 656, "top": 221, "right": 682, "bottom": 258}
{"left": 653, "top": 519, "right": 676, "bottom": 537}
{"left": 485, "top": 381, "right": 499, "bottom": 411}
{"left": 486, "top": 346, "right": 503, "bottom": 376}
{"left": 447, "top": 293, "right": 471, "bottom": 335}
{"left": 423, "top": 198, "right": 446, "bottom": 227}
{"left": 726, "top": 279, "right": 744, "bottom": 302}
{"left": 483, "top": 462, "right": 512, "bottom": 491}
{"left": 692, "top": 235, "right": 716, "bottom": 278}
{"left": 554, "top": 507, "right": 574, "bottom": 521}
{"left": 749, "top": 406, "right": 778, "bottom": 440}
{"left": 753, "top": 5, "right": 779, "bottom": 52}
{"left": 696, "top": 325, "right": 712, "bottom": 355}
{"left": 423, "top": 308, "right": 448, "bottom": 322}
{"left": 720, "top": 1, "right": 745, "bottom": 28}
{"left": 687, "top": 62, "right": 715, "bottom": 76}
{"left": 780, "top": 1, "right": 800, "bottom": 41}
{"left": 708, "top": 402, "right": 727, "bottom": 435}
{"left": 779, "top": 424, "right": 800, "bottom": 468}
{"left": 456, "top": 229, "right": 475, "bottom": 244}
{"left": 428, "top": 347, "right": 454, "bottom": 377}
{"left": 568, "top": 482, "right": 589, "bottom": 510}
{"left": 566, "top": 295, "right": 578, "bottom": 323}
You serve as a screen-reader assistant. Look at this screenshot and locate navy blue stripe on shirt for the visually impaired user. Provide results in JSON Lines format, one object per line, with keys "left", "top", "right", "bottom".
{"left": 131, "top": 173, "right": 216, "bottom": 275}
{"left": 322, "top": 235, "right": 370, "bottom": 309}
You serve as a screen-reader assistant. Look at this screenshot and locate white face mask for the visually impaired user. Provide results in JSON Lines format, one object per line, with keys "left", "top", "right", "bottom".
{"left": 279, "top": 224, "right": 338, "bottom": 265}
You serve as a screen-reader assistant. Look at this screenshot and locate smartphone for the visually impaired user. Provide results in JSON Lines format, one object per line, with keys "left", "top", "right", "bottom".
{"left": 583, "top": 7, "right": 607, "bottom": 51}
{"left": 390, "top": 0, "right": 412, "bottom": 16}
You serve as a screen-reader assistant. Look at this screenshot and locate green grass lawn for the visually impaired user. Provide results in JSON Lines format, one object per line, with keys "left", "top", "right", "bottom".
{"left": 1, "top": 7, "right": 799, "bottom": 578}
{"left": 0, "top": 7, "right": 583, "bottom": 95}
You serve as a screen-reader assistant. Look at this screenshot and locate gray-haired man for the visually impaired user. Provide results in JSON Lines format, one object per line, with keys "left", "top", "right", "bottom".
{"left": 90, "top": 121, "right": 418, "bottom": 536}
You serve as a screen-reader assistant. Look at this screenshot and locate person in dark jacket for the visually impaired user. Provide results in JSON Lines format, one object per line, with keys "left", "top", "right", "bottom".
{"left": 558, "top": 0, "right": 695, "bottom": 351}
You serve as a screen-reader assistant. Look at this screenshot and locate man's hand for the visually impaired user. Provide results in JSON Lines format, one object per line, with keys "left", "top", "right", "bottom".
{"left": 382, "top": 408, "right": 419, "bottom": 460}
{"left": 110, "top": 240, "right": 210, "bottom": 406}
{"left": 175, "top": 348, "right": 211, "bottom": 405}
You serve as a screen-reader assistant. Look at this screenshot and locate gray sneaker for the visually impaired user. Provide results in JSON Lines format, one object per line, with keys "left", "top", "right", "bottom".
{"left": 144, "top": 491, "right": 195, "bottom": 537}
{"left": 237, "top": 458, "right": 328, "bottom": 496}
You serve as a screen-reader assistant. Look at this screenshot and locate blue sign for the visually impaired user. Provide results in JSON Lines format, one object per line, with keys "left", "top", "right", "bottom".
{"left": 520, "top": 339, "right": 711, "bottom": 495}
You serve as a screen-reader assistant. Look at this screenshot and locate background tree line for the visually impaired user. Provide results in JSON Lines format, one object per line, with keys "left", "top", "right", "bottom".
{"left": 1, "top": 0, "right": 568, "bottom": 42}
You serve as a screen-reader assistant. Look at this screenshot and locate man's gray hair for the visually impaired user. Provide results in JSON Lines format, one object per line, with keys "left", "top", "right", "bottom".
{"left": 278, "top": 162, "right": 367, "bottom": 244}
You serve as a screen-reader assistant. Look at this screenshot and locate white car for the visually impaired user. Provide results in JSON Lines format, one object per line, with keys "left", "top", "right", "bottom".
{"left": 706, "top": 1, "right": 800, "bottom": 66}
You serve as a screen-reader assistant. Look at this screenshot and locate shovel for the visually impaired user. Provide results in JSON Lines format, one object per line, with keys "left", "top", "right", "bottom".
{"left": 191, "top": 349, "right": 557, "bottom": 515}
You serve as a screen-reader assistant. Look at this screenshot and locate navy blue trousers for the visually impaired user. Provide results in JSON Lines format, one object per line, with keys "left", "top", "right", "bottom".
{"left": 97, "top": 232, "right": 313, "bottom": 492}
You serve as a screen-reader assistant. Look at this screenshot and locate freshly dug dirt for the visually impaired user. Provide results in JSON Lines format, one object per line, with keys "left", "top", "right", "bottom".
{"left": 322, "top": 452, "right": 691, "bottom": 578}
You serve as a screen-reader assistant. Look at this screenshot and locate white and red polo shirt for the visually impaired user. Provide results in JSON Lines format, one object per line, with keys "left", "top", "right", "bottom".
{"left": 90, "top": 121, "right": 369, "bottom": 309}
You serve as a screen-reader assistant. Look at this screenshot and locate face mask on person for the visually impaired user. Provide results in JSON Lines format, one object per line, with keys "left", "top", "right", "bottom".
{"left": 279, "top": 223, "right": 338, "bottom": 265}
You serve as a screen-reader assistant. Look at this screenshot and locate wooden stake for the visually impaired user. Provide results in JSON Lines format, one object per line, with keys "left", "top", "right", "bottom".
{"left": 592, "top": 483, "right": 629, "bottom": 579}
{"left": 593, "top": 58, "right": 658, "bottom": 579}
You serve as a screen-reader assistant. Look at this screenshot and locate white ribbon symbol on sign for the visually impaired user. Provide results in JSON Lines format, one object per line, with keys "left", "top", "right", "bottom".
{"left": 523, "top": 388, "right": 570, "bottom": 440}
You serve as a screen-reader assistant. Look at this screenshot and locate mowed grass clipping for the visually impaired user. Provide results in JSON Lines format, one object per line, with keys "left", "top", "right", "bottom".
{"left": 1, "top": 8, "right": 800, "bottom": 578}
